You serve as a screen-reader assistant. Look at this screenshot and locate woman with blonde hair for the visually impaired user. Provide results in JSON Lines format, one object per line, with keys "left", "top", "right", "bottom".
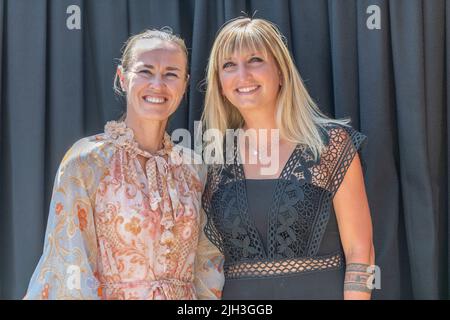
{"left": 201, "top": 17, "right": 374, "bottom": 299}
{"left": 25, "top": 29, "right": 223, "bottom": 300}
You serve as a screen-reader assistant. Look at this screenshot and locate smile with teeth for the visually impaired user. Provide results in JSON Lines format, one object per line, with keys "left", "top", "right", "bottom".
{"left": 143, "top": 96, "right": 167, "bottom": 104}
{"left": 236, "top": 85, "right": 259, "bottom": 93}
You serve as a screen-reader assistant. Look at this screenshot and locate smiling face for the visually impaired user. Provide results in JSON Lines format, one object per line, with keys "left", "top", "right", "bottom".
{"left": 218, "top": 48, "right": 282, "bottom": 114}
{"left": 119, "top": 38, "right": 188, "bottom": 122}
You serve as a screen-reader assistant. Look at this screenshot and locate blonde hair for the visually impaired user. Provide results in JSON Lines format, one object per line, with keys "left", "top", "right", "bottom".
{"left": 201, "top": 17, "right": 350, "bottom": 161}
{"left": 113, "top": 28, "right": 189, "bottom": 119}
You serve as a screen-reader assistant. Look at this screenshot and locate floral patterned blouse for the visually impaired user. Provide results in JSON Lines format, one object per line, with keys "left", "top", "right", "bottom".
{"left": 24, "top": 121, "right": 224, "bottom": 300}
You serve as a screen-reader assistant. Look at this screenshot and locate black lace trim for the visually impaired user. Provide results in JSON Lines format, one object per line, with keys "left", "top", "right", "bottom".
{"left": 327, "top": 125, "right": 367, "bottom": 196}
{"left": 224, "top": 251, "right": 344, "bottom": 280}
{"left": 203, "top": 124, "right": 367, "bottom": 267}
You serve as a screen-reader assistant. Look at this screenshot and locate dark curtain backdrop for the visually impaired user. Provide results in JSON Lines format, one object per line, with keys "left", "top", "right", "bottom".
{"left": 0, "top": 0, "right": 448, "bottom": 300}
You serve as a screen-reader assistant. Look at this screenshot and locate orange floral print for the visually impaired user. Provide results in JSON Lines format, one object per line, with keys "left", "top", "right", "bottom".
{"left": 97, "top": 286, "right": 103, "bottom": 298}
{"left": 125, "top": 217, "right": 142, "bottom": 236}
{"left": 77, "top": 205, "right": 88, "bottom": 231}
{"left": 140, "top": 209, "right": 161, "bottom": 240}
{"left": 211, "top": 288, "right": 223, "bottom": 299}
{"left": 41, "top": 284, "right": 49, "bottom": 300}
{"left": 55, "top": 203, "right": 63, "bottom": 215}
{"left": 24, "top": 121, "right": 224, "bottom": 300}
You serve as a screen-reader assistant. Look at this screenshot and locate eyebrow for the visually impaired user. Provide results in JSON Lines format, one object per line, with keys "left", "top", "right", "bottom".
{"left": 141, "top": 64, "right": 181, "bottom": 72}
{"left": 222, "top": 53, "right": 262, "bottom": 61}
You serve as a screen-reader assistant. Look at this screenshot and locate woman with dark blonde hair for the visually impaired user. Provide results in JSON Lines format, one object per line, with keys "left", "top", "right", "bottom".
{"left": 201, "top": 17, "right": 374, "bottom": 299}
{"left": 25, "top": 29, "right": 224, "bottom": 300}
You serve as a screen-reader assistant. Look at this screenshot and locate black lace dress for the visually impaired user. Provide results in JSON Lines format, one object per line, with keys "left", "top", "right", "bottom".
{"left": 202, "top": 124, "right": 367, "bottom": 299}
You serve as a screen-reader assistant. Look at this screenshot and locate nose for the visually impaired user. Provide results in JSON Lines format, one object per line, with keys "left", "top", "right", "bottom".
{"left": 237, "top": 63, "right": 251, "bottom": 80}
{"left": 148, "top": 74, "right": 165, "bottom": 90}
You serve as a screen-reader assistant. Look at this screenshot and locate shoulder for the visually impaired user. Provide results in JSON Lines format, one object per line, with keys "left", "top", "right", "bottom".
{"left": 321, "top": 123, "right": 367, "bottom": 158}
{"left": 320, "top": 123, "right": 353, "bottom": 146}
{"left": 57, "top": 133, "right": 116, "bottom": 181}
{"left": 172, "top": 144, "right": 207, "bottom": 190}
{"left": 320, "top": 123, "right": 367, "bottom": 150}
{"left": 317, "top": 122, "right": 367, "bottom": 194}
{"left": 61, "top": 133, "right": 115, "bottom": 166}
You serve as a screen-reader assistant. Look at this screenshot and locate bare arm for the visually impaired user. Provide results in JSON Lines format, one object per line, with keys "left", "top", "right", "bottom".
{"left": 333, "top": 153, "right": 375, "bottom": 300}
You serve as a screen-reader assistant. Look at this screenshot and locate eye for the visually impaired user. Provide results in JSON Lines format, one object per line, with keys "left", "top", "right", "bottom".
{"left": 139, "top": 69, "right": 152, "bottom": 75}
{"left": 222, "top": 61, "right": 236, "bottom": 69}
{"left": 249, "top": 56, "right": 263, "bottom": 63}
{"left": 165, "top": 72, "right": 179, "bottom": 78}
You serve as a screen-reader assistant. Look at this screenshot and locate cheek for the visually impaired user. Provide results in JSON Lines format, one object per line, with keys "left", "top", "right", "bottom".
{"left": 219, "top": 74, "right": 234, "bottom": 95}
{"left": 127, "top": 78, "right": 146, "bottom": 94}
{"left": 260, "top": 68, "right": 281, "bottom": 91}
{"left": 170, "top": 82, "right": 186, "bottom": 100}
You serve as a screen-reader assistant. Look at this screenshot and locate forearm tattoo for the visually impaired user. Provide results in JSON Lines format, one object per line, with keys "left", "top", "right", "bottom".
{"left": 344, "top": 263, "right": 374, "bottom": 293}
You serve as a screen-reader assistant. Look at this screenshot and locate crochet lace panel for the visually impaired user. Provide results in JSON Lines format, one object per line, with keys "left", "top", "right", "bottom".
{"left": 203, "top": 124, "right": 367, "bottom": 278}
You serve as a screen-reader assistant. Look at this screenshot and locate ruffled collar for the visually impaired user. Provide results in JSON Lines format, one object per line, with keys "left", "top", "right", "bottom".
{"left": 104, "top": 120, "right": 174, "bottom": 159}
{"left": 104, "top": 121, "right": 187, "bottom": 264}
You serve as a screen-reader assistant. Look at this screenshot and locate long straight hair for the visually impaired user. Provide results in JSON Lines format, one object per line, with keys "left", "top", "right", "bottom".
{"left": 201, "top": 17, "right": 350, "bottom": 161}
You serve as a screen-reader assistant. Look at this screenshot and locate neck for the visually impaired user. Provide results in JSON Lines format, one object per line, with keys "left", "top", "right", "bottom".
{"left": 124, "top": 112, "right": 167, "bottom": 154}
{"left": 240, "top": 103, "right": 278, "bottom": 131}
{"left": 240, "top": 105, "right": 279, "bottom": 144}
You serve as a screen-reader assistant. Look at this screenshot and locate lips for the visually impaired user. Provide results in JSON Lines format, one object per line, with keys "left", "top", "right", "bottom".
{"left": 142, "top": 95, "right": 167, "bottom": 104}
{"left": 235, "top": 85, "right": 260, "bottom": 94}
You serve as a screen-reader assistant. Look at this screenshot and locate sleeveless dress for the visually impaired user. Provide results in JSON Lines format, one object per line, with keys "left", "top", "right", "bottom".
{"left": 202, "top": 123, "right": 367, "bottom": 299}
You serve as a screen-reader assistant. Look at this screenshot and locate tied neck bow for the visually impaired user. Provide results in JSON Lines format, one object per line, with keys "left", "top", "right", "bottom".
{"left": 104, "top": 121, "right": 185, "bottom": 269}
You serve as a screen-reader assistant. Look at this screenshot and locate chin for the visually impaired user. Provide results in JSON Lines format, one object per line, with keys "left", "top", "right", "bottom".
{"left": 136, "top": 108, "right": 172, "bottom": 121}
{"left": 235, "top": 102, "right": 260, "bottom": 110}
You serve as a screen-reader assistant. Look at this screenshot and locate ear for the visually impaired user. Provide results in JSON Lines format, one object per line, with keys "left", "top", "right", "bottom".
{"left": 183, "top": 74, "right": 190, "bottom": 93}
{"left": 117, "top": 66, "right": 128, "bottom": 92}
{"left": 181, "top": 74, "right": 189, "bottom": 100}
